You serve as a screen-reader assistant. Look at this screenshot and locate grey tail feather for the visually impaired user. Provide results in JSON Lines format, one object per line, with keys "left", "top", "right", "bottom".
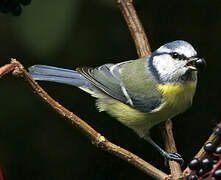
{"left": 28, "top": 65, "right": 91, "bottom": 87}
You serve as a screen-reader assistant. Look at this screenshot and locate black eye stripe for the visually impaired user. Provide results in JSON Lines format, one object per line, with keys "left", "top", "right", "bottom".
{"left": 152, "top": 51, "right": 198, "bottom": 60}
{"left": 170, "top": 52, "right": 186, "bottom": 60}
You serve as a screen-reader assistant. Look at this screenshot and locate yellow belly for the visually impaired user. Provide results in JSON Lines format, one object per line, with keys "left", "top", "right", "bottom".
{"left": 96, "top": 81, "right": 197, "bottom": 137}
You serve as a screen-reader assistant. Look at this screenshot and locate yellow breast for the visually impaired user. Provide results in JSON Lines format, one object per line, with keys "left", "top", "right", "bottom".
{"left": 157, "top": 81, "right": 197, "bottom": 115}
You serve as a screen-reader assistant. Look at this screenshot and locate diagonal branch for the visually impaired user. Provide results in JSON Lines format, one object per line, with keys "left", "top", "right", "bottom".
{"left": 1, "top": 59, "right": 167, "bottom": 180}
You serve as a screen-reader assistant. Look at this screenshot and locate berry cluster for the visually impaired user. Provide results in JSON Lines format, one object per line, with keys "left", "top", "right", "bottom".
{"left": 0, "top": 0, "right": 31, "bottom": 16}
{"left": 187, "top": 126, "right": 221, "bottom": 180}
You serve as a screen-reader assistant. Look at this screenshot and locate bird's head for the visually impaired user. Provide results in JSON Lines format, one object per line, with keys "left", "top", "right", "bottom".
{"left": 148, "top": 40, "right": 206, "bottom": 83}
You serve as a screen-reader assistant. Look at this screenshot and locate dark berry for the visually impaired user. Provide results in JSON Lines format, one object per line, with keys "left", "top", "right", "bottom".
{"left": 189, "top": 158, "right": 201, "bottom": 170}
{"left": 188, "top": 174, "right": 198, "bottom": 180}
{"left": 204, "top": 142, "right": 216, "bottom": 153}
{"left": 216, "top": 146, "right": 221, "bottom": 154}
{"left": 11, "top": 5, "right": 22, "bottom": 16}
{"left": 201, "top": 158, "right": 213, "bottom": 171}
{"left": 19, "top": 0, "right": 31, "bottom": 6}
{"left": 197, "top": 168, "right": 205, "bottom": 176}
{"left": 1, "top": 0, "right": 31, "bottom": 16}
{"left": 214, "top": 126, "right": 221, "bottom": 136}
{"left": 213, "top": 169, "right": 221, "bottom": 179}
{"left": 7, "top": 0, "right": 19, "bottom": 8}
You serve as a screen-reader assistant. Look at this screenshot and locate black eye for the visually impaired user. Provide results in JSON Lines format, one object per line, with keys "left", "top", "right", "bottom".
{"left": 170, "top": 52, "right": 185, "bottom": 60}
{"left": 171, "top": 52, "right": 179, "bottom": 59}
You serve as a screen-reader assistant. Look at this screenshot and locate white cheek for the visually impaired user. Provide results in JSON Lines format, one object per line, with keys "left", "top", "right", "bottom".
{"left": 153, "top": 55, "right": 175, "bottom": 74}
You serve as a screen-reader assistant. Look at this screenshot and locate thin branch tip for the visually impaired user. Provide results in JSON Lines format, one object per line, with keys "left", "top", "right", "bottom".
{"left": 9, "top": 59, "right": 24, "bottom": 77}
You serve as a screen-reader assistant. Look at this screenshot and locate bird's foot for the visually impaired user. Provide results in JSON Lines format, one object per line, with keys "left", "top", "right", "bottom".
{"left": 163, "top": 152, "right": 184, "bottom": 166}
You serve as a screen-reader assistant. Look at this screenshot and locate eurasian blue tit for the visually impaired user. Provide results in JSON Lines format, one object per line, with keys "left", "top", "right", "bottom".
{"left": 29, "top": 40, "right": 206, "bottom": 163}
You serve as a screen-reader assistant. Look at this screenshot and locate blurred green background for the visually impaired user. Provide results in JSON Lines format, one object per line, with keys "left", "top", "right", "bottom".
{"left": 0, "top": 0, "right": 220, "bottom": 179}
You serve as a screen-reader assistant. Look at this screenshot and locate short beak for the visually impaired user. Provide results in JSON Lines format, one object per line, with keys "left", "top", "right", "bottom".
{"left": 186, "top": 57, "right": 206, "bottom": 71}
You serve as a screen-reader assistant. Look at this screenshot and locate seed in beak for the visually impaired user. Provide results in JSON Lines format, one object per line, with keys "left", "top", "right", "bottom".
{"left": 195, "top": 58, "right": 206, "bottom": 69}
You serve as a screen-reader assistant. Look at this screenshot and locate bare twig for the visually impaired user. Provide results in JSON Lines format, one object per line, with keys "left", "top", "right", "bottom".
{"left": 0, "top": 62, "right": 19, "bottom": 77}
{"left": 117, "top": 0, "right": 181, "bottom": 177}
{"left": 117, "top": 0, "right": 151, "bottom": 57}
{"left": 0, "top": 59, "right": 167, "bottom": 180}
{"left": 161, "top": 120, "right": 183, "bottom": 179}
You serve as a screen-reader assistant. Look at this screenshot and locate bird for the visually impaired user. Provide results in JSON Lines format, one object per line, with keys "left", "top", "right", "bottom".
{"left": 29, "top": 40, "right": 206, "bottom": 164}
